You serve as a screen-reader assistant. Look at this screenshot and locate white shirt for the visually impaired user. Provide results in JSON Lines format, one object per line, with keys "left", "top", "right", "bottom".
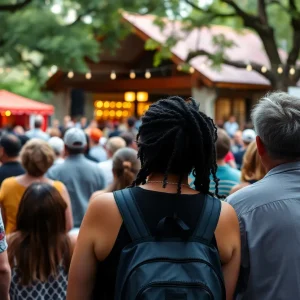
{"left": 98, "top": 159, "right": 113, "bottom": 188}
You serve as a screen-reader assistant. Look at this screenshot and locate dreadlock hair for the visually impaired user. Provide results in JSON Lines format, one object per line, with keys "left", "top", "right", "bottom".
{"left": 131, "top": 96, "right": 222, "bottom": 197}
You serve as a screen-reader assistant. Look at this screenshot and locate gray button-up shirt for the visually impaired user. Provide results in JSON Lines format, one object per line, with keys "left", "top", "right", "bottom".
{"left": 227, "top": 161, "right": 300, "bottom": 300}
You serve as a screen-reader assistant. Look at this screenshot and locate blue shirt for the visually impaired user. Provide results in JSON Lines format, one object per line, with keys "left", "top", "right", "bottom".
{"left": 224, "top": 121, "right": 239, "bottom": 137}
{"left": 26, "top": 129, "right": 49, "bottom": 141}
{"left": 190, "top": 165, "right": 240, "bottom": 196}
{"left": 227, "top": 161, "right": 300, "bottom": 300}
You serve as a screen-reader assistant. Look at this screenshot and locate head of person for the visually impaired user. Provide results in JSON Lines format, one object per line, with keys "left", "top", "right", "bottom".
{"left": 120, "top": 132, "right": 137, "bottom": 150}
{"left": 131, "top": 96, "right": 220, "bottom": 196}
{"left": 114, "top": 122, "right": 120, "bottom": 130}
{"left": 229, "top": 115, "right": 236, "bottom": 123}
{"left": 64, "top": 115, "right": 71, "bottom": 126}
{"left": 13, "top": 125, "right": 25, "bottom": 136}
{"left": 64, "top": 128, "right": 87, "bottom": 155}
{"left": 52, "top": 119, "right": 60, "bottom": 128}
{"left": 34, "top": 115, "right": 44, "bottom": 129}
{"left": 127, "top": 117, "right": 136, "bottom": 129}
{"left": 108, "top": 148, "right": 140, "bottom": 192}
{"left": 80, "top": 117, "right": 88, "bottom": 127}
{"left": 252, "top": 92, "right": 300, "bottom": 171}
{"left": 242, "top": 129, "right": 256, "bottom": 147}
{"left": 48, "top": 137, "right": 65, "bottom": 158}
{"left": 8, "top": 183, "right": 70, "bottom": 285}
{"left": 48, "top": 127, "right": 61, "bottom": 138}
{"left": 89, "top": 128, "right": 102, "bottom": 146}
{"left": 106, "top": 137, "right": 126, "bottom": 158}
{"left": 0, "top": 134, "right": 22, "bottom": 163}
{"left": 216, "top": 129, "right": 231, "bottom": 162}
{"left": 241, "top": 141, "right": 266, "bottom": 182}
{"left": 20, "top": 139, "right": 55, "bottom": 177}
{"left": 233, "top": 130, "right": 243, "bottom": 146}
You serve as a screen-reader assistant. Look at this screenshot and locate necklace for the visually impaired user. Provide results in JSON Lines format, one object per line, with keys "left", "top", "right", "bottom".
{"left": 147, "top": 180, "right": 190, "bottom": 187}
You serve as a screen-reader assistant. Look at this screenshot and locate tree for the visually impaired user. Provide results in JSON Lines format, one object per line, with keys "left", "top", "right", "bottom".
{"left": 146, "top": 0, "right": 299, "bottom": 91}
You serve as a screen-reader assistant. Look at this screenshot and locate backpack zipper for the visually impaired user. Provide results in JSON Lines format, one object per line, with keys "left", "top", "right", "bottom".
{"left": 121, "top": 258, "right": 225, "bottom": 299}
{"left": 136, "top": 280, "right": 214, "bottom": 299}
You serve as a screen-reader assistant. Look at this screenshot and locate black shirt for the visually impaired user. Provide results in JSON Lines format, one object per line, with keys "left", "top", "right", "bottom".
{"left": 0, "top": 161, "right": 25, "bottom": 186}
{"left": 92, "top": 187, "right": 215, "bottom": 299}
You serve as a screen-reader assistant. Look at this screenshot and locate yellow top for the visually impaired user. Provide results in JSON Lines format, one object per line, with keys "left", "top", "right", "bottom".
{"left": 0, "top": 177, "right": 64, "bottom": 234}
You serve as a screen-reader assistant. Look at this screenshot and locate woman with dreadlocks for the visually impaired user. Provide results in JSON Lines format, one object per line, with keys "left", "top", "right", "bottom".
{"left": 67, "top": 96, "right": 240, "bottom": 300}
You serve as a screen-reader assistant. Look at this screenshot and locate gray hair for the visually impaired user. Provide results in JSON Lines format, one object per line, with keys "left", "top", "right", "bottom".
{"left": 251, "top": 91, "right": 300, "bottom": 159}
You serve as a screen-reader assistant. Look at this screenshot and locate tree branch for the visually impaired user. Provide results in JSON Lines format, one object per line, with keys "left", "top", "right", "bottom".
{"left": 66, "top": 8, "right": 95, "bottom": 27}
{"left": 184, "top": 0, "right": 237, "bottom": 18}
{"left": 187, "top": 49, "right": 276, "bottom": 84}
{"left": 258, "top": 0, "right": 268, "bottom": 24}
{"left": 0, "top": 0, "right": 32, "bottom": 12}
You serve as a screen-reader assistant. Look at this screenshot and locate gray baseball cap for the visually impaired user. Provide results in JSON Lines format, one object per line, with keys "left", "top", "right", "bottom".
{"left": 64, "top": 128, "right": 87, "bottom": 149}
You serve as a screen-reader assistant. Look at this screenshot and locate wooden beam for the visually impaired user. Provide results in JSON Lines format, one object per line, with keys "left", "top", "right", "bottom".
{"left": 215, "top": 81, "right": 270, "bottom": 90}
{"left": 61, "top": 76, "right": 193, "bottom": 93}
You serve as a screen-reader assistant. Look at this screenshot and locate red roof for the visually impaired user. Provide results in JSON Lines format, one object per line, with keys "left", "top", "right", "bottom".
{"left": 123, "top": 13, "right": 286, "bottom": 87}
{"left": 0, "top": 90, "right": 54, "bottom": 116}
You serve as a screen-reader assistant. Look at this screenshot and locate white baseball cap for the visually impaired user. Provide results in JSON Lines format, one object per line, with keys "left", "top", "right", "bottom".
{"left": 242, "top": 129, "right": 256, "bottom": 143}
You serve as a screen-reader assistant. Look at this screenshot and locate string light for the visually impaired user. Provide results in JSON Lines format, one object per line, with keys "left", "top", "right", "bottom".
{"left": 145, "top": 69, "right": 151, "bottom": 79}
{"left": 50, "top": 65, "right": 58, "bottom": 73}
{"left": 0, "top": 68, "right": 3, "bottom": 74}
{"left": 129, "top": 70, "right": 136, "bottom": 79}
{"left": 246, "top": 64, "right": 252, "bottom": 71}
{"left": 261, "top": 66, "right": 267, "bottom": 73}
{"left": 177, "top": 65, "right": 182, "bottom": 71}
{"left": 110, "top": 70, "right": 117, "bottom": 80}
{"left": 68, "top": 71, "right": 74, "bottom": 79}
{"left": 189, "top": 66, "right": 195, "bottom": 74}
{"left": 290, "top": 67, "right": 296, "bottom": 75}
{"left": 47, "top": 70, "right": 53, "bottom": 77}
{"left": 85, "top": 72, "right": 92, "bottom": 79}
{"left": 277, "top": 66, "right": 283, "bottom": 74}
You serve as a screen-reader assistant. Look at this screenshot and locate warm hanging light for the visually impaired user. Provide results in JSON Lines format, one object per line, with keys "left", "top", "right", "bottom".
{"left": 137, "top": 91, "right": 149, "bottom": 102}
{"left": 47, "top": 70, "right": 53, "bottom": 77}
{"left": 85, "top": 72, "right": 92, "bottom": 79}
{"left": 145, "top": 70, "right": 151, "bottom": 79}
{"left": 129, "top": 70, "right": 136, "bottom": 79}
{"left": 124, "top": 92, "right": 136, "bottom": 102}
{"left": 177, "top": 65, "right": 182, "bottom": 71}
{"left": 290, "top": 67, "right": 296, "bottom": 75}
{"left": 51, "top": 65, "right": 58, "bottom": 73}
{"left": 68, "top": 71, "right": 74, "bottom": 78}
{"left": 277, "top": 66, "right": 283, "bottom": 74}
{"left": 261, "top": 66, "right": 267, "bottom": 73}
{"left": 5, "top": 110, "right": 11, "bottom": 117}
{"left": 110, "top": 70, "right": 117, "bottom": 80}
{"left": 189, "top": 66, "right": 195, "bottom": 74}
{"left": 246, "top": 64, "right": 252, "bottom": 71}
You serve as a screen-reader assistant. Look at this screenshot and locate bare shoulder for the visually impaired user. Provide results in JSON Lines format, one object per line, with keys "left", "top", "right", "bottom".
{"left": 230, "top": 183, "right": 249, "bottom": 195}
{"left": 218, "top": 201, "right": 239, "bottom": 228}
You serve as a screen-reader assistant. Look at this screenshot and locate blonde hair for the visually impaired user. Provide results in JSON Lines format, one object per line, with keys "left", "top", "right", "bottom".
{"left": 241, "top": 141, "right": 266, "bottom": 182}
{"left": 21, "top": 139, "right": 55, "bottom": 177}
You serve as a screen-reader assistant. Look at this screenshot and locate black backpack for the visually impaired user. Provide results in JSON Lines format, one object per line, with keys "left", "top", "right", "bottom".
{"left": 113, "top": 188, "right": 225, "bottom": 300}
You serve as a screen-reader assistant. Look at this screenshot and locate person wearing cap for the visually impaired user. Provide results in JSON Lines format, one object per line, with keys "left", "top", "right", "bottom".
{"left": 25, "top": 115, "right": 50, "bottom": 141}
{"left": 48, "top": 137, "right": 65, "bottom": 165}
{"left": 47, "top": 128, "right": 106, "bottom": 228}
{"left": 0, "top": 134, "right": 25, "bottom": 186}
{"left": 88, "top": 128, "right": 107, "bottom": 163}
{"left": 234, "top": 129, "right": 256, "bottom": 169}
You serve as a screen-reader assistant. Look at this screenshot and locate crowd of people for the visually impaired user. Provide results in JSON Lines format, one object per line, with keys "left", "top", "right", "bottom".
{"left": 0, "top": 91, "right": 298, "bottom": 299}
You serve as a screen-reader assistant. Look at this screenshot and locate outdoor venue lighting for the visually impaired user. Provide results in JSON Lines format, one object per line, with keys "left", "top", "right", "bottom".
{"left": 246, "top": 64, "right": 252, "bottom": 71}
{"left": 277, "top": 66, "right": 283, "bottom": 74}
{"left": 177, "top": 65, "right": 182, "bottom": 71}
{"left": 137, "top": 92, "right": 149, "bottom": 102}
{"left": 68, "top": 71, "right": 74, "bottom": 79}
{"left": 290, "top": 67, "right": 296, "bottom": 75}
{"left": 145, "top": 70, "right": 151, "bottom": 79}
{"left": 189, "top": 66, "right": 195, "bottom": 73}
{"left": 261, "top": 66, "right": 267, "bottom": 73}
{"left": 5, "top": 110, "right": 11, "bottom": 117}
{"left": 85, "top": 72, "right": 92, "bottom": 79}
{"left": 110, "top": 71, "right": 117, "bottom": 80}
{"left": 129, "top": 70, "right": 136, "bottom": 79}
{"left": 124, "top": 92, "right": 136, "bottom": 102}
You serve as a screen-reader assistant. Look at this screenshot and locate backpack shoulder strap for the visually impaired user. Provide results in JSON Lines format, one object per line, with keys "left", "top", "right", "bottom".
{"left": 193, "top": 195, "right": 221, "bottom": 243}
{"left": 113, "top": 188, "right": 151, "bottom": 241}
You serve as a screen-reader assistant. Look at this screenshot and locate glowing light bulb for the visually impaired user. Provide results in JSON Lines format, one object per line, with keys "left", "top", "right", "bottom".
{"left": 177, "top": 65, "right": 182, "bottom": 71}
{"left": 110, "top": 71, "right": 117, "bottom": 80}
{"left": 290, "top": 67, "right": 296, "bottom": 75}
{"left": 129, "top": 70, "right": 136, "bottom": 79}
{"left": 261, "top": 66, "right": 267, "bottom": 73}
{"left": 277, "top": 66, "right": 283, "bottom": 74}
{"left": 145, "top": 70, "right": 151, "bottom": 79}
{"left": 189, "top": 66, "right": 195, "bottom": 73}
{"left": 68, "top": 71, "right": 74, "bottom": 78}
{"left": 86, "top": 72, "right": 92, "bottom": 79}
{"left": 246, "top": 64, "right": 252, "bottom": 71}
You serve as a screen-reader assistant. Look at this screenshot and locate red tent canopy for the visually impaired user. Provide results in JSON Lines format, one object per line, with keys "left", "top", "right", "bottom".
{"left": 0, "top": 90, "right": 54, "bottom": 116}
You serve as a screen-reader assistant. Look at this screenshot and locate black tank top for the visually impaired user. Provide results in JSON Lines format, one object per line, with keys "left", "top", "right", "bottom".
{"left": 92, "top": 187, "right": 216, "bottom": 299}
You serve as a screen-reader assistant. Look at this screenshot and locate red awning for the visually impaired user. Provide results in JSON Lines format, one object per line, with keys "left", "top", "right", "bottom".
{"left": 0, "top": 90, "right": 54, "bottom": 116}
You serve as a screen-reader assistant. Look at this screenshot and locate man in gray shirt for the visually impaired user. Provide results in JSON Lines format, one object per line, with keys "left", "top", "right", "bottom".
{"left": 228, "top": 92, "right": 300, "bottom": 299}
{"left": 48, "top": 128, "right": 106, "bottom": 228}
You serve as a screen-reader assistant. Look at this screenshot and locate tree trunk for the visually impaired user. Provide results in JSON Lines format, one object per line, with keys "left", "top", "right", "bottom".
{"left": 273, "top": 74, "right": 298, "bottom": 92}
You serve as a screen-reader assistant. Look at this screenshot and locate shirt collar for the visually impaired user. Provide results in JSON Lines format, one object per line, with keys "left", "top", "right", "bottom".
{"left": 265, "top": 161, "right": 300, "bottom": 178}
